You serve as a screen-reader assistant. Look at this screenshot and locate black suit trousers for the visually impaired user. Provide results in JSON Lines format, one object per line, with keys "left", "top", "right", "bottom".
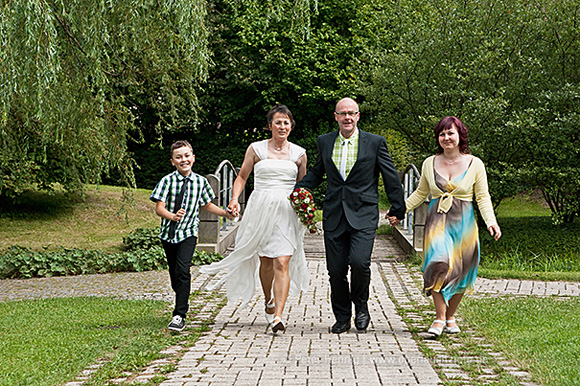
{"left": 162, "top": 236, "right": 197, "bottom": 318}
{"left": 324, "top": 214, "right": 376, "bottom": 323}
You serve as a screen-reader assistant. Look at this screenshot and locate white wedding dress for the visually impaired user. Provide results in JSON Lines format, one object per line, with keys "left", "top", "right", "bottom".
{"left": 200, "top": 140, "right": 309, "bottom": 307}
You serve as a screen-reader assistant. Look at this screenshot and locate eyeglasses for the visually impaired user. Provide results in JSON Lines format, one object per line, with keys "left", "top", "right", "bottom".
{"left": 335, "top": 111, "right": 359, "bottom": 117}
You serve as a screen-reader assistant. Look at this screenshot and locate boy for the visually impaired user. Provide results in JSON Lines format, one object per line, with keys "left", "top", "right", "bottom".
{"left": 150, "top": 140, "right": 233, "bottom": 331}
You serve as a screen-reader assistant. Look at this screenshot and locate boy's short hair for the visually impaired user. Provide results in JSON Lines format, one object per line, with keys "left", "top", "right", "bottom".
{"left": 170, "top": 140, "right": 193, "bottom": 158}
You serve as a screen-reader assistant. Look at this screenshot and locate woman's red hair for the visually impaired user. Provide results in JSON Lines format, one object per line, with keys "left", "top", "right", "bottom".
{"left": 433, "top": 116, "right": 470, "bottom": 154}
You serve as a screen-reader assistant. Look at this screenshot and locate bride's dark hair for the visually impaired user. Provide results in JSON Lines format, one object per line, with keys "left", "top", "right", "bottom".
{"left": 266, "top": 104, "right": 295, "bottom": 129}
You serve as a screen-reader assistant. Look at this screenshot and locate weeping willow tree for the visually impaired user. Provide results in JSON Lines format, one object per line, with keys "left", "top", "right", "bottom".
{"left": 0, "top": 0, "right": 210, "bottom": 198}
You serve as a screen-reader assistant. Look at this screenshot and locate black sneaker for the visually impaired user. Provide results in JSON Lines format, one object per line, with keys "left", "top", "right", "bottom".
{"left": 168, "top": 315, "right": 185, "bottom": 331}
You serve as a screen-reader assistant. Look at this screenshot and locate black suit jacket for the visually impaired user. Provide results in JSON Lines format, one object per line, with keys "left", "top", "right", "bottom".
{"left": 297, "top": 129, "right": 406, "bottom": 232}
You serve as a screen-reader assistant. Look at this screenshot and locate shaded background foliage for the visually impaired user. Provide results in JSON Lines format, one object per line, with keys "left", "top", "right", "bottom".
{"left": 361, "top": 0, "right": 580, "bottom": 223}
{"left": 125, "top": 0, "right": 403, "bottom": 204}
{"left": 2, "top": 0, "right": 579, "bottom": 223}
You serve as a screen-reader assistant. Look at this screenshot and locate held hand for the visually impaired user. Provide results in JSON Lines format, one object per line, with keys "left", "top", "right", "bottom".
{"left": 488, "top": 224, "right": 502, "bottom": 241}
{"left": 174, "top": 208, "right": 186, "bottom": 222}
{"left": 227, "top": 199, "right": 240, "bottom": 218}
{"left": 224, "top": 209, "right": 236, "bottom": 220}
{"left": 388, "top": 217, "right": 401, "bottom": 227}
{"left": 385, "top": 210, "right": 401, "bottom": 227}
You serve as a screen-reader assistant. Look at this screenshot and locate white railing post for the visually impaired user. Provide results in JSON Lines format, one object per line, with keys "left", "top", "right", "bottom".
{"left": 198, "top": 174, "right": 220, "bottom": 251}
{"left": 213, "top": 160, "right": 243, "bottom": 230}
{"left": 198, "top": 160, "right": 243, "bottom": 254}
{"left": 403, "top": 173, "right": 409, "bottom": 231}
{"left": 407, "top": 167, "right": 414, "bottom": 237}
{"left": 392, "top": 164, "right": 425, "bottom": 256}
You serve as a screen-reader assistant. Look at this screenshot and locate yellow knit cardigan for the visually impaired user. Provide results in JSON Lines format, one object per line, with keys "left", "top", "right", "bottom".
{"left": 405, "top": 155, "right": 498, "bottom": 228}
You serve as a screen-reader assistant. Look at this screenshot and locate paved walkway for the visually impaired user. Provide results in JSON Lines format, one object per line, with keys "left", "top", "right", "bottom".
{"left": 475, "top": 277, "right": 580, "bottom": 297}
{"left": 154, "top": 234, "right": 441, "bottom": 386}
{"left": 0, "top": 269, "right": 173, "bottom": 303}
{"left": 2, "top": 230, "right": 579, "bottom": 385}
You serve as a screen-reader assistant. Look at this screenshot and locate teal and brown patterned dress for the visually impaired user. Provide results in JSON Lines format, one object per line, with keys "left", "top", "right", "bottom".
{"left": 422, "top": 168, "right": 479, "bottom": 304}
{"left": 405, "top": 155, "right": 498, "bottom": 306}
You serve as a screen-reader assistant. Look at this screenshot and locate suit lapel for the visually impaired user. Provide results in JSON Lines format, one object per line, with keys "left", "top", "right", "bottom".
{"left": 324, "top": 131, "right": 342, "bottom": 178}
{"left": 355, "top": 129, "right": 367, "bottom": 163}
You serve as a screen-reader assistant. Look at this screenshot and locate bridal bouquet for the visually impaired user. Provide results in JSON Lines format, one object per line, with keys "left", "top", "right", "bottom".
{"left": 289, "top": 188, "right": 320, "bottom": 234}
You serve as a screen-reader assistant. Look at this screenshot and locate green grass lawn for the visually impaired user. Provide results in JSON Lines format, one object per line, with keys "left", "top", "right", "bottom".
{"left": 0, "top": 186, "right": 223, "bottom": 385}
{"left": 478, "top": 193, "right": 580, "bottom": 280}
{"left": 494, "top": 192, "right": 551, "bottom": 217}
{"left": 0, "top": 297, "right": 171, "bottom": 386}
{"left": 400, "top": 192, "right": 580, "bottom": 385}
{"left": 460, "top": 296, "right": 580, "bottom": 386}
{"left": 0, "top": 185, "right": 159, "bottom": 252}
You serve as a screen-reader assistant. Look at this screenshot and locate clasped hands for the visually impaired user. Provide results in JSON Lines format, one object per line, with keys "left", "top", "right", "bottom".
{"left": 385, "top": 210, "right": 401, "bottom": 227}
{"left": 223, "top": 200, "right": 404, "bottom": 227}
{"left": 227, "top": 198, "right": 240, "bottom": 220}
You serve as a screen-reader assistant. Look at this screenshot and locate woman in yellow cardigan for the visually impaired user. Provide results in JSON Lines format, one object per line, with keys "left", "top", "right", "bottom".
{"left": 397, "top": 116, "right": 501, "bottom": 336}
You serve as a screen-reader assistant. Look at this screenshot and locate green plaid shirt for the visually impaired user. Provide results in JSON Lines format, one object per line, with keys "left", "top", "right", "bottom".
{"left": 332, "top": 129, "right": 359, "bottom": 180}
{"left": 150, "top": 171, "right": 215, "bottom": 243}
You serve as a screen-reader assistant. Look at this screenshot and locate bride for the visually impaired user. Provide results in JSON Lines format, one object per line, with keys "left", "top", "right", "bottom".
{"left": 200, "top": 104, "right": 309, "bottom": 333}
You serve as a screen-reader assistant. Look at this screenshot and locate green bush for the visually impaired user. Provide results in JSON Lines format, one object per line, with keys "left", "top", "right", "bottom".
{"left": 0, "top": 245, "right": 168, "bottom": 279}
{"left": 122, "top": 227, "right": 223, "bottom": 265}
{"left": 191, "top": 250, "right": 224, "bottom": 266}
{"left": 0, "top": 227, "right": 223, "bottom": 279}
{"left": 123, "top": 227, "right": 162, "bottom": 251}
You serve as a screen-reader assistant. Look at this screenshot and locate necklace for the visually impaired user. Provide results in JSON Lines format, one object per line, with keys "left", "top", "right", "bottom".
{"left": 443, "top": 155, "right": 460, "bottom": 166}
{"left": 272, "top": 141, "right": 287, "bottom": 151}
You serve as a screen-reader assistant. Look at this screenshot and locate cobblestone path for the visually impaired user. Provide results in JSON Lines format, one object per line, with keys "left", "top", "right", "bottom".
{"left": 3, "top": 231, "right": 577, "bottom": 385}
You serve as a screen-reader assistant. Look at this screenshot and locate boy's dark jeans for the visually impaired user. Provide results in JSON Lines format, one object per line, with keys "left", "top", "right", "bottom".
{"left": 161, "top": 236, "right": 197, "bottom": 318}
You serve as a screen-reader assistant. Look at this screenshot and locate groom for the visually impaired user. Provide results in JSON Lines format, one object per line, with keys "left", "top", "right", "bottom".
{"left": 297, "top": 97, "right": 406, "bottom": 333}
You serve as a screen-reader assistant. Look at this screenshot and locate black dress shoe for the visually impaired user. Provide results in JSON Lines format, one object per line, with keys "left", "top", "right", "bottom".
{"left": 331, "top": 321, "right": 351, "bottom": 334}
{"left": 355, "top": 311, "right": 370, "bottom": 331}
